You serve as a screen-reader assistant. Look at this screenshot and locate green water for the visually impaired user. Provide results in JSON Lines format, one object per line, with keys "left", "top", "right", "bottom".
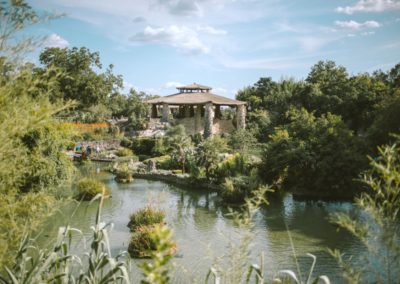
{"left": 40, "top": 164, "right": 361, "bottom": 283}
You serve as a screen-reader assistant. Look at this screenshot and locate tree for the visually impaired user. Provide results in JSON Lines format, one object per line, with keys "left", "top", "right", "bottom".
{"left": 37, "top": 47, "right": 123, "bottom": 107}
{"left": 194, "top": 136, "right": 228, "bottom": 180}
{"left": 261, "top": 108, "right": 366, "bottom": 197}
{"left": 0, "top": 0, "right": 75, "bottom": 268}
{"left": 164, "top": 125, "right": 192, "bottom": 173}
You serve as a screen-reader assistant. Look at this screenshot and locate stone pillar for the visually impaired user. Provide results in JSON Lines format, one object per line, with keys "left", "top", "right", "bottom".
{"left": 184, "top": 105, "right": 191, "bottom": 118}
{"left": 236, "top": 104, "right": 246, "bottom": 129}
{"left": 204, "top": 103, "right": 214, "bottom": 138}
{"left": 215, "top": 105, "right": 221, "bottom": 119}
{"left": 151, "top": 104, "right": 158, "bottom": 118}
{"left": 195, "top": 105, "right": 202, "bottom": 132}
{"left": 162, "top": 103, "right": 169, "bottom": 122}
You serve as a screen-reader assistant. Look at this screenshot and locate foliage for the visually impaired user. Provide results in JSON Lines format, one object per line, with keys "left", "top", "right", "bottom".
{"left": 115, "top": 166, "right": 134, "bottom": 183}
{"left": 227, "top": 128, "right": 258, "bottom": 156}
{"left": 128, "top": 225, "right": 157, "bottom": 258}
{"left": 0, "top": 194, "right": 131, "bottom": 283}
{"left": 261, "top": 108, "right": 366, "bottom": 196}
{"left": 76, "top": 178, "right": 110, "bottom": 200}
{"left": 116, "top": 147, "right": 134, "bottom": 157}
{"left": 0, "top": 3, "right": 76, "bottom": 265}
{"left": 0, "top": 0, "right": 60, "bottom": 60}
{"left": 38, "top": 46, "right": 123, "bottom": 108}
{"left": 139, "top": 225, "right": 175, "bottom": 284}
{"left": 330, "top": 144, "right": 400, "bottom": 283}
{"left": 191, "top": 135, "right": 228, "bottom": 180}
{"left": 164, "top": 125, "right": 192, "bottom": 173}
{"left": 220, "top": 173, "right": 260, "bottom": 204}
{"left": 131, "top": 137, "right": 157, "bottom": 156}
{"left": 238, "top": 60, "right": 399, "bottom": 197}
{"left": 215, "top": 153, "right": 248, "bottom": 181}
{"left": 128, "top": 207, "right": 165, "bottom": 232}
{"left": 145, "top": 155, "right": 178, "bottom": 171}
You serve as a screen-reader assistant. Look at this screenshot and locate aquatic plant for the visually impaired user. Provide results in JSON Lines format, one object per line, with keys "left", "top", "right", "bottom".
{"left": 139, "top": 224, "right": 176, "bottom": 283}
{"left": 128, "top": 225, "right": 157, "bottom": 258}
{"left": 330, "top": 144, "right": 400, "bottom": 283}
{"left": 115, "top": 166, "right": 134, "bottom": 183}
{"left": 128, "top": 206, "right": 165, "bottom": 232}
{"left": 0, "top": 193, "right": 131, "bottom": 283}
{"left": 76, "top": 178, "right": 110, "bottom": 200}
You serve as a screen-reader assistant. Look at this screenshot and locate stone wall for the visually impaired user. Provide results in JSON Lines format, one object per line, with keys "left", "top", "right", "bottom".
{"left": 77, "top": 140, "right": 120, "bottom": 151}
{"left": 174, "top": 117, "right": 235, "bottom": 136}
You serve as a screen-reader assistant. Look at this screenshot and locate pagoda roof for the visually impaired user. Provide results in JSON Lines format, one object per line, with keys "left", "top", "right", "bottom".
{"left": 146, "top": 91, "right": 246, "bottom": 106}
{"left": 176, "top": 82, "right": 211, "bottom": 91}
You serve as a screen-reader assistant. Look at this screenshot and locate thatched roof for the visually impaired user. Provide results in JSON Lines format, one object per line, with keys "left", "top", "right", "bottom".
{"left": 146, "top": 91, "right": 246, "bottom": 106}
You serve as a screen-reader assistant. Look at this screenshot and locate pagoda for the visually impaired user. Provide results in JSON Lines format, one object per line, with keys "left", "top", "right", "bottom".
{"left": 146, "top": 83, "right": 246, "bottom": 137}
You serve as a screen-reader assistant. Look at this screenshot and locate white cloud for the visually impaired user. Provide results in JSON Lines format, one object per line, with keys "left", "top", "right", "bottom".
{"left": 164, "top": 81, "right": 183, "bottom": 88}
{"left": 196, "top": 25, "right": 227, "bottom": 35}
{"left": 335, "top": 20, "right": 381, "bottom": 30}
{"left": 130, "top": 25, "right": 210, "bottom": 54}
{"left": 336, "top": 0, "right": 400, "bottom": 14}
{"left": 44, "top": 34, "right": 69, "bottom": 48}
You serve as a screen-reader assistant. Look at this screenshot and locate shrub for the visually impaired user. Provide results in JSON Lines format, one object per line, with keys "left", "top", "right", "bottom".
{"left": 138, "top": 154, "right": 151, "bottom": 161}
{"left": 131, "top": 137, "right": 156, "bottom": 156}
{"left": 114, "top": 155, "right": 139, "bottom": 163}
{"left": 127, "top": 207, "right": 165, "bottom": 232}
{"left": 115, "top": 167, "right": 133, "bottom": 183}
{"left": 128, "top": 225, "right": 157, "bottom": 258}
{"left": 116, "top": 147, "right": 134, "bottom": 157}
{"left": 220, "top": 175, "right": 258, "bottom": 203}
{"left": 144, "top": 155, "right": 178, "bottom": 170}
{"left": 76, "top": 178, "right": 110, "bottom": 200}
{"left": 215, "top": 153, "right": 247, "bottom": 181}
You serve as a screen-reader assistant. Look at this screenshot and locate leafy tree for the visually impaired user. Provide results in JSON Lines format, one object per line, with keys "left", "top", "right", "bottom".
{"left": 227, "top": 128, "right": 258, "bottom": 156}
{"left": 261, "top": 108, "right": 366, "bottom": 196}
{"left": 37, "top": 47, "right": 123, "bottom": 108}
{"left": 193, "top": 136, "right": 228, "bottom": 180}
{"left": 164, "top": 125, "right": 192, "bottom": 173}
{"left": 0, "top": 0, "right": 74, "bottom": 268}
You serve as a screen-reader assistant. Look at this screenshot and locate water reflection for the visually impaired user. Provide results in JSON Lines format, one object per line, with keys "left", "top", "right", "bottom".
{"left": 38, "top": 163, "right": 361, "bottom": 283}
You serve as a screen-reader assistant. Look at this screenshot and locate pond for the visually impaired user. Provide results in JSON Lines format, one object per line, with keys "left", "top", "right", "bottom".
{"left": 39, "top": 163, "right": 361, "bottom": 283}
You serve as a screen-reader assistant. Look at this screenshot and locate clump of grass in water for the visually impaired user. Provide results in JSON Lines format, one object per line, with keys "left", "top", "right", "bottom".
{"left": 76, "top": 177, "right": 110, "bottom": 200}
{"left": 127, "top": 206, "right": 166, "bottom": 232}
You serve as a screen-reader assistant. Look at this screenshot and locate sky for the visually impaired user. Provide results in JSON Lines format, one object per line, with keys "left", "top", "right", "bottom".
{"left": 28, "top": 0, "right": 400, "bottom": 98}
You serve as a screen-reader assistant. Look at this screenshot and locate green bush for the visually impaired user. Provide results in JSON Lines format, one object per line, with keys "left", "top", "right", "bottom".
{"left": 172, "top": 169, "right": 182, "bottom": 174}
{"left": 144, "top": 155, "right": 178, "bottom": 170}
{"left": 215, "top": 153, "right": 247, "bottom": 181}
{"left": 128, "top": 207, "right": 165, "bottom": 232}
{"left": 131, "top": 137, "right": 156, "bottom": 156}
{"left": 128, "top": 225, "right": 157, "bottom": 258}
{"left": 115, "top": 167, "right": 133, "bottom": 183}
{"left": 220, "top": 176, "right": 258, "bottom": 203}
{"left": 116, "top": 147, "right": 134, "bottom": 157}
{"left": 114, "top": 155, "right": 139, "bottom": 163}
{"left": 138, "top": 154, "right": 151, "bottom": 161}
{"left": 76, "top": 178, "right": 110, "bottom": 201}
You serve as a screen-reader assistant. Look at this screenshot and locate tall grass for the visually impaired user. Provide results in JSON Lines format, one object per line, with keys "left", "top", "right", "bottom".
{"left": 0, "top": 191, "right": 130, "bottom": 283}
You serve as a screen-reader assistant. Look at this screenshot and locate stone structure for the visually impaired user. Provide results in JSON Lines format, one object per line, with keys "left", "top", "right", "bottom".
{"left": 146, "top": 83, "right": 246, "bottom": 138}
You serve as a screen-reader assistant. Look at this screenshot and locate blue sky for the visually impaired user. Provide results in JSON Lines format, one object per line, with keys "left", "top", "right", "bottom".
{"left": 28, "top": 0, "right": 400, "bottom": 98}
